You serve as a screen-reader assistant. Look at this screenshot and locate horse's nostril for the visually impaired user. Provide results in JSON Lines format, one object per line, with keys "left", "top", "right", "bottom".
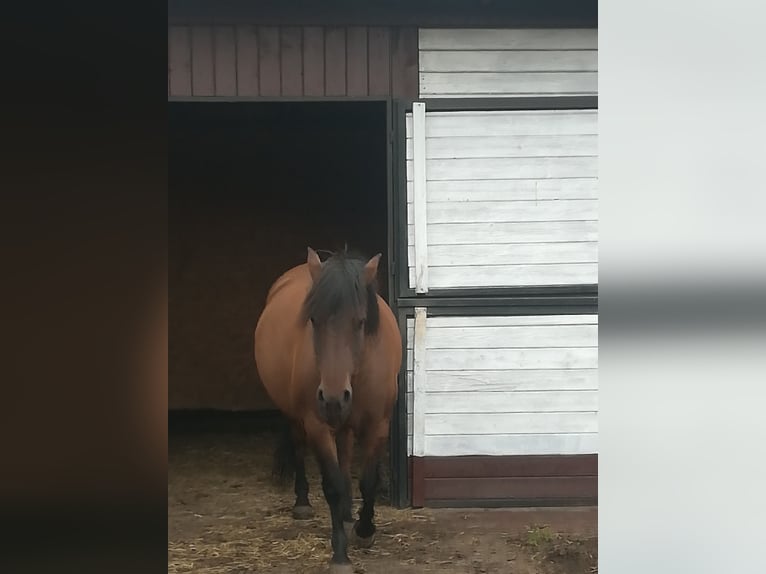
{"left": 343, "top": 389, "right": 351, "bottom": 402}
{"left": 318, "top": 389, "right": 324, "bottom": 402}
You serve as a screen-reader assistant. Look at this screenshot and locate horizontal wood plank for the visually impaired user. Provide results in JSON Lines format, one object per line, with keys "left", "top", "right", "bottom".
{"left": 429, "top": 315, "right": 598, "bottom": 327}
{"left": 406, "top": 322, "right": 599, "bottom": 348}
{"left": 406, "top": 110, "right": 597, "bottom": 138}
{"left": 407, "top": 322, "right": 600, "bottom": 349}
{"left": 417, "top": 369, "right": 599, "bottom": 393}
{"left": 406, "top": 178, "right": 598, "bottom": 202}
{"left": 406, "top": 134, "right": 598, "bottom": 160}
{"left": 407, "top": 199, "right": 598, "bottom": 224}
{"left": 420, "top": 71, "right": 598, "bottom": 97}
{"left": 423, "top": 323, "right": 598, "bottom": 349}
{"left": 407, "top": 221, "right": 599, "bottom": 246}
{"left": 410, "top": 263, "right": 599, "bottom": 287}
{"left": 426, "top": 347, "right": 598, "bottom": 371}
{"left": 424, "top": 390, "right": 598, "bottom": 414}
{"left": 407, "top": 242, "right": 598, "bottom": 267}
{"left": 424, "top": 432, "right": 597, "bottom": 456}
{"left": 426, "top": 412, "right": 597, "bottom": 435}
{"left": 419, "top": 29, "right": 598, "bottom": 51}
{"left": 420, "top": 50, "right": 598, "bottom": 73}
{"left": 406, "top": 156, "right": 598, "bottom": 181}
{"left": 423, "top": 454, "right": 597, "bottom": 478}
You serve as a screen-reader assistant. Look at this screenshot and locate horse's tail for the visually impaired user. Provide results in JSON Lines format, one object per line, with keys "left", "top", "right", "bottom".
{"left": 272, "top": 419, "right": 297, "bottom": 486}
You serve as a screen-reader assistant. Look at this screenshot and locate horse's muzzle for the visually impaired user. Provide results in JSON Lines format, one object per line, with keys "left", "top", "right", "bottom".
{"left": 317, "top": 386, "right": 352, "bottom": 426}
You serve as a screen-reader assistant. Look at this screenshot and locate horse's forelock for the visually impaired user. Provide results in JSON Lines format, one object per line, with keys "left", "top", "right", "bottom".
{"left": 303, "top": 253, "right": 379, "bottom": 335}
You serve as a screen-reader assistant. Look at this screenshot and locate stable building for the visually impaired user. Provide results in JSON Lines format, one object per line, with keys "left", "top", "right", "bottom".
{"left": 168, "top": 0, "right": 598, "bottom": 508}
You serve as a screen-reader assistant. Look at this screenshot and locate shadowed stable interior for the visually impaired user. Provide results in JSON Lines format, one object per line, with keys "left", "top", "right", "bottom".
{"left": 169, "top": 102, "right": 389, "bottom": 413}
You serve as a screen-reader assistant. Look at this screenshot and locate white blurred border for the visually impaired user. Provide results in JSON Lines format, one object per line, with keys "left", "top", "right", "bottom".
{"left": 600, "top": 1, "right": 766, "bottom": 572}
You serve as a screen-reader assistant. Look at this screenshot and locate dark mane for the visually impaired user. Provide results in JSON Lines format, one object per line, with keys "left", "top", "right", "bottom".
{"left": 303, "top": 251, "right": 380, "bottom": 335}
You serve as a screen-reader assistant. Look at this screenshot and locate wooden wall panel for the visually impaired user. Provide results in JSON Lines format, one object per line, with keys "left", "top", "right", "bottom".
{"left": 419, "top": 28, "right": 598, "bottom": 98}
{"left": 367, "top": 27, "right": 391, "bottom": 96}
{"left": 324, "top": 27, "right": 347, "bottom": 96}
{"left": 168, "top": 25, "right": 418, "bottom": 98}
{"left": 214, "top": 27, "right": 237, "bottom": 96}
{"left": 425, "top": 476, "right": 596, "bottom": 500}
{"left": 423, "top": 454, "right": 597, "bottom": 478}
{"left": 410, "top": 454, "right": 597, "bottom": 507}
{"left": 346, "top": 27, "right": 368, "bottom": 96}
{"left": 169, "top": 26, "right": 192, "bottom": 96}
{"left": 235, "top": 25, "right": 259, "bottom": 95}
{"left": 391, "top": 27, "right": 418, "bottom": 97}
{"left": 302, "top": 27, "right": 325, "bottom": 96}
{"left": 258, "top": 26, "right": 281, "bottom": 96}
{"left": 191, "top": 26, "right": 215, "bottom": 96}
{"left": 406, "top": 109, "right": 598, "bottom": 289}
{"left": 406, "top": 313, "right": 598, "bottom": 458}
{"left": 280, "top": 27, "right": 303, "bottom": 96}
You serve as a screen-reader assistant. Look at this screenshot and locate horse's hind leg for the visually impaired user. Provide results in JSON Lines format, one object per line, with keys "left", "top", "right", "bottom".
{"left": 351, "top": 419, "right": 389, "bottom": 548}
{"left": 292, "top": 428, "right": 314, "bottom": 520}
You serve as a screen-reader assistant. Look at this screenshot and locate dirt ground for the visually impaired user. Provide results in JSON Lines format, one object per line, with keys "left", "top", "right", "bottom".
{"left": 168, "top": 430, "right": 597, "bottom": 574}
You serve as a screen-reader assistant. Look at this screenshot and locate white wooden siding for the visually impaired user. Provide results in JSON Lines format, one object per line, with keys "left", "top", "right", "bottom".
{"left": 406, "top": 109, "right": 598, "bottom": 289}
{"left": 419, "top": 28, "right": 597, "bottom": 98}
{"left": 405, "top": 314, "right": 598, "bottom": 457}
{"left": 406, "top": 317, "right": 414, "bottom": 455}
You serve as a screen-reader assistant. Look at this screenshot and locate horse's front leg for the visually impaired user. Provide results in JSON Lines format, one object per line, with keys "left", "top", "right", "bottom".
{"left": 352, "top": 419, "right": 389, "bottom": 548}
{"left": 307, "top": 419, "right": 352, "bottom": 573}
{"left": 335, "top": 428, "right": 355, "bottom": 535}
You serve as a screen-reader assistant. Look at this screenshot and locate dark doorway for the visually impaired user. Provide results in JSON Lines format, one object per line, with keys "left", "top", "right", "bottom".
{"left": 169, "top": 101, "right": 401, "bottom": 505}
{"left": 169, "top": 101, "right": 389, "bottom": 412}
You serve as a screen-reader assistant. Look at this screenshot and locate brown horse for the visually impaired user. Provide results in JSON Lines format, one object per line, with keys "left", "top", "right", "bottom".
{"left": 254, "top": 247, "right": 402, "bottom": 573}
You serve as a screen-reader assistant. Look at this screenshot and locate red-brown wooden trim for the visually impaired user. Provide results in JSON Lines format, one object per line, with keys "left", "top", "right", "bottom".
{"left": 426, "top": 476, "right": 596, "bottom": 500}
{"left": 191, "top": 26, "right": 215, "bottom": 96}
{"left": 408, "top": 454, "right": 597, "bottom": 508}
{"left": 279, "top": 27, "right": 303, "bottom": 96}
{"left": 169, "top": 24, "right": 418, "bottom": 99}
{"left": 367, "top": 27, "right": 391, "bottom": 97}
{"left": 169, "top": 26, "right": 193, "bottom": 96}
{"left": 424, "top": 454, "right": 597, "bottom": 478}
{"left": 411, "top": 456, "right": 425, "bottom": 508}
{"left": 390, "top": 27, "right": 417, "bottom": 98}
{"left": 234, "top": 25, "right": 259, "bottom": 96}
{"left": 302, "top": 27, "right": 325, "bottom": 96}
{"left": 257, "top": 26, "right": 281, "bottom": 96}
{"left": 213, "top": 26, "right": 237, "bottom": 96}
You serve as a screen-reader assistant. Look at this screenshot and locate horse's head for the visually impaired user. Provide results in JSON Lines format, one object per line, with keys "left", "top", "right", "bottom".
{"left": 303, "top": 247, "right": 381, "bottom": 426}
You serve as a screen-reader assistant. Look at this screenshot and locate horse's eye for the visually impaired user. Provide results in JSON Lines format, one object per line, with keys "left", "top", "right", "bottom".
{"left": 357, "top": 319, "right": 366, "bottom": 330}
{"left": 309, "top": 317, "right": 316, "bottom": 326}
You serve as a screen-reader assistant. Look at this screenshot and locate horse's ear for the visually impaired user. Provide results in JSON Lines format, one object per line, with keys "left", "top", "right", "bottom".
{"left": 363, "top": 253, "right": 382, "bottom": 285}
{"left": 307, "top": 247, "right": 323, "bottom": 283}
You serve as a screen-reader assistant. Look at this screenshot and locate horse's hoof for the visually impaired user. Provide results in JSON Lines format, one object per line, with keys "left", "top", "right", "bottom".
{"left": 329, "top": 563, "right": 354, "bottom": 574}
{"left": 292, "top": 505, "right": 314, "bottom": 520}
{"left": 343, "top": 521, "right": 355, "bottom": 538}
{"left": 350, "top": 522, "right": 376, "bottom": 549}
